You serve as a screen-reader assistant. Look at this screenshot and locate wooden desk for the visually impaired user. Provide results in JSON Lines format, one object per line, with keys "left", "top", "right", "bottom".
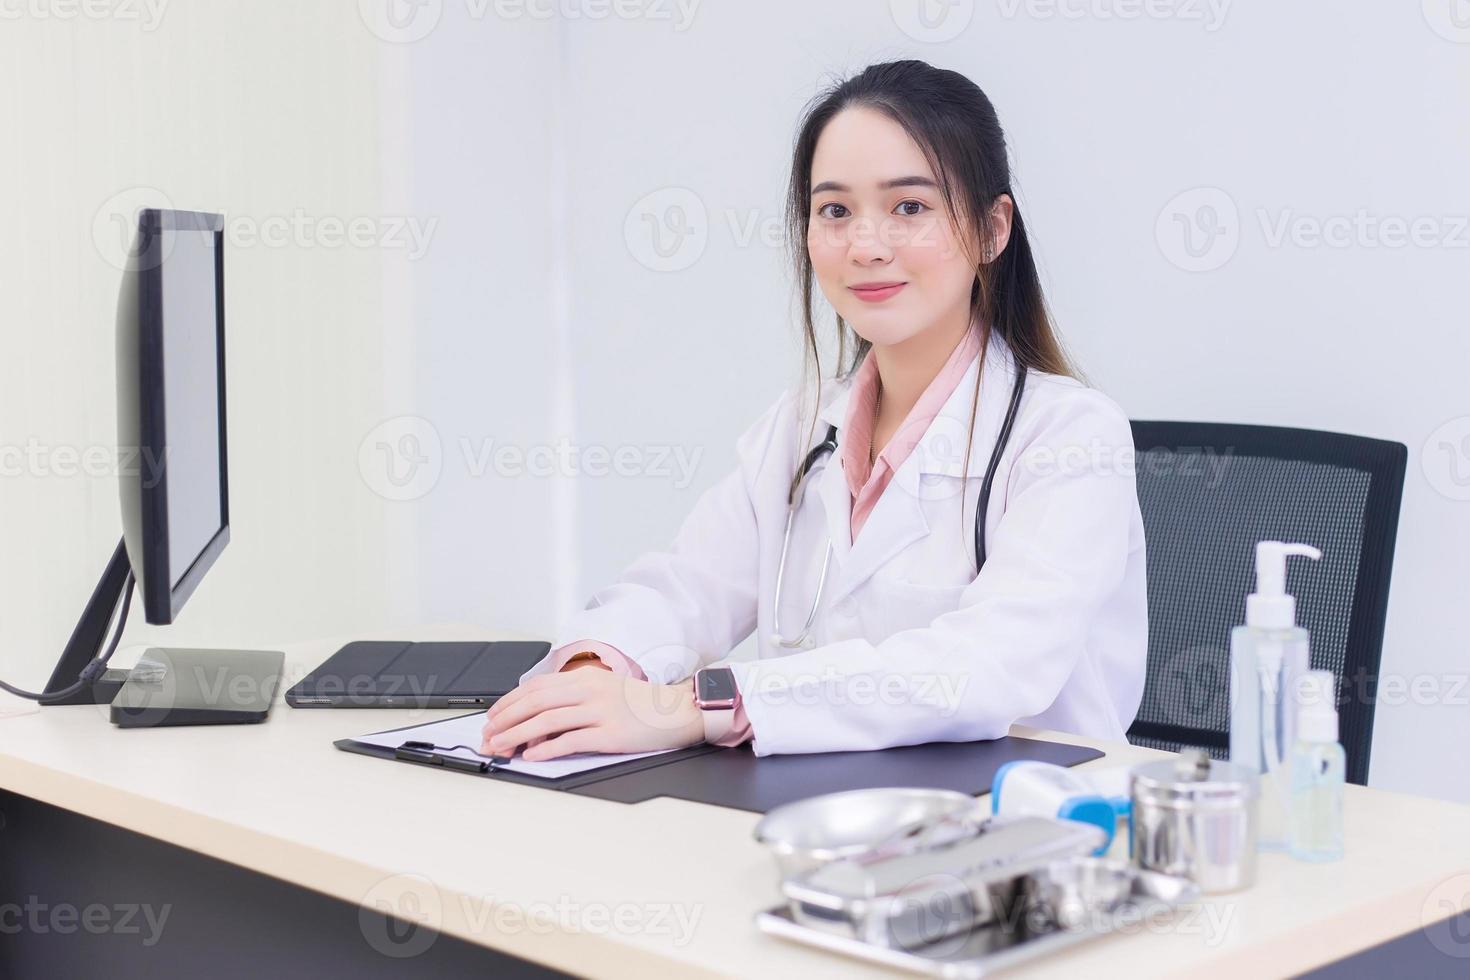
{"left": 2, "top": 628, "right": 1468, "bottom": 978}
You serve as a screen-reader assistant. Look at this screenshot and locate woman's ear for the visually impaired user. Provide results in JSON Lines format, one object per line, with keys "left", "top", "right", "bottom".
{"left": 984, "top": 194, "right": 1015, "bottom": 264}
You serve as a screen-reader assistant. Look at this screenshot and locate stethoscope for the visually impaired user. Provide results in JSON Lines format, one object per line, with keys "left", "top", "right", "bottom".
{"left": 770, "top": 366, "right": 1027, "bottom": 649}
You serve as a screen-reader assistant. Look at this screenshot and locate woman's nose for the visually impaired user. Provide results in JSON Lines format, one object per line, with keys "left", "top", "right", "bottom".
{"left": 844, "top": 215, "right": 898, "bottom": 263}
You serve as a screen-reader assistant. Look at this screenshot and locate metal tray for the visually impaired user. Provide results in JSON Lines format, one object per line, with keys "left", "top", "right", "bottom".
{"left": 755, "top": 859, "right": 1200, "bottom": 978}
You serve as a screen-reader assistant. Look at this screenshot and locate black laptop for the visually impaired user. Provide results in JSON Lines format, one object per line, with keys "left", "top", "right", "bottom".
{"left": 285, "top": 640, "right": 550, "bottom": 708}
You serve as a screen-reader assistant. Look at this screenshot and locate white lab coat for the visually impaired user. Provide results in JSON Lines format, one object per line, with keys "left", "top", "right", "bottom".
{"left": 521, "top": 332, "right": 1148, "bottom": 756}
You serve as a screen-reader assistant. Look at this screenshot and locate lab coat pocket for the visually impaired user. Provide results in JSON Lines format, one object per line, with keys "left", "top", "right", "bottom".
{"left": 858, "top": 574, "right": 969, "bottom": 644}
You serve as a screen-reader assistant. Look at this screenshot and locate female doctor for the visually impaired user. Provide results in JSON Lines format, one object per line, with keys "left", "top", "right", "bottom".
{"left": 482, "top": 59, "right": 1147, "bottom": 761}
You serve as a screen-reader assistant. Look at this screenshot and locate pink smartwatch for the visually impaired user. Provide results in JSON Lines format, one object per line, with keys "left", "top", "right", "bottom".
{"left": 693, "top": 666, "right": 740, "bottom": 710}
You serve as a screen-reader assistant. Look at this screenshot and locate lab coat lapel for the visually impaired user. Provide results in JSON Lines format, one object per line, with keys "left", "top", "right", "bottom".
{"left": 910, "top": 330, "right": 1017, "bottom": 481}
{"left": 813, "top": 443, "right": 854, "bottom": 572}
{"left": 831, "top": 331, "right": 1019, "bottom": 599}
{"left": 812, "top": 395, "right": 854, "bottom": 572}
{"left": 808, "top": 370, "right": 934, "bottom": 604}
{"left": 833, "top": 461, "right": 931, "bottom": 600}
{"left": 804, "top": 331, "right": 1017, "bottom": 602}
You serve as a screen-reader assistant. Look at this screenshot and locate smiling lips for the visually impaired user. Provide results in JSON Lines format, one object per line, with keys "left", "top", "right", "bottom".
{"left": 848, "top": 281, "right": 907, "bottom": 303}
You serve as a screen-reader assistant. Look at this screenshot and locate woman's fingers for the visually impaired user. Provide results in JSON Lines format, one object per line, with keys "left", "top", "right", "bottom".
{"left": 485, "top": 727, "right": 568, "bottom": 759}
{"left": 520, "top": 726, "right": 601, "bottom": 761}
{"left": 482, "top": 676, "right": 586, "bottom": 742}
{"left": 478, "top": 672, "right": 700, "bottom": 761}
{"left": 485, "top": 671, "right": 572, "bottom": 722}
{"left": 485, "top": 672, "right": 554, "bottom": 722}
{"left": 481, "top": 704, "right": 595, "bottom": 756}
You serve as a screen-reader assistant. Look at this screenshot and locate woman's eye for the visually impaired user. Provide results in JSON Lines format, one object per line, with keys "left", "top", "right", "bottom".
{"left": 896, "top": 200, "right": 928, "bottom": 217}
{"left": 816, "top": 202, "right": 849, "bottom": 219}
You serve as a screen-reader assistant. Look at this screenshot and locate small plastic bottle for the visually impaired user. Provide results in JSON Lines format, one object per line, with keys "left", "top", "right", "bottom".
{"left": 1289, "top": 670, "right": 1345, "bottom": 862}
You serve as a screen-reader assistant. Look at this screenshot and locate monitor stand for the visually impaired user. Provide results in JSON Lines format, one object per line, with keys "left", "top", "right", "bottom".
{"left": 41, "top": 537, "right": 285, "bottom": 727}
{"left": 41, "top": 538, "right": 135, "bottom": 706}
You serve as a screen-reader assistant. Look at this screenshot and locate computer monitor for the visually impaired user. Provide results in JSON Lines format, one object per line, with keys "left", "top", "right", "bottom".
{"left": 118, "top": 207, "right": 231, "bottom": 624}
{"left": 38, "top": 208, "right": 279, "bottom": 721}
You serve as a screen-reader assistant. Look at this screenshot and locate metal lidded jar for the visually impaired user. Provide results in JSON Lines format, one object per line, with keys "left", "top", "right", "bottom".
{"left": 1130, "top": 748, "right": 1260, "bottom": 894}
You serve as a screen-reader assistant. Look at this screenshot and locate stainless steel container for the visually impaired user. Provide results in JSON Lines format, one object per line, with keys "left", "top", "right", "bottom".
{"left": 1130, "top": 749, "right": 1259, "bottom": 894}
{"left": 781, "top": 814, "right": 1106, "bottom": 950}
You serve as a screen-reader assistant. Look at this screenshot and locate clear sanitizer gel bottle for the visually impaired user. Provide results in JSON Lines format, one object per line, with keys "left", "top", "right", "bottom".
{"left": 1229, "top": 540, "right": 1322, "bottom": 851}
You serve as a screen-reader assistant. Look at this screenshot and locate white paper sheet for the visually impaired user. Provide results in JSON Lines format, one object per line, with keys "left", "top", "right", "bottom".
{"left": 350, "top": 711, "right": 682, "bottom": 779}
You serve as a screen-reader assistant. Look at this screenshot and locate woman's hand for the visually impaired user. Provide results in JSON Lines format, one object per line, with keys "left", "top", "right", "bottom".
{"left": 480, "top": 669, "right": 704, "bottom": 761}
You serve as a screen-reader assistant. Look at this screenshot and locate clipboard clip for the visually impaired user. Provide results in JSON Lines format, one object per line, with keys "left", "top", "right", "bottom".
{"left": 394, "top": 740, "right": 494, "bottom": 774}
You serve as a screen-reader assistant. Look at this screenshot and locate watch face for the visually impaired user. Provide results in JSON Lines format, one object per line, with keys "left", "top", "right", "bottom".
{"left": 696, "top": 667, "right": 737, "bottom": 705}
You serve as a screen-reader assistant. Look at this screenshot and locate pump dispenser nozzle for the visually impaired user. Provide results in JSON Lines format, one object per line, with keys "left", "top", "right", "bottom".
{"left": 1246, "top": 541, "right": 1323, "bottom": 629}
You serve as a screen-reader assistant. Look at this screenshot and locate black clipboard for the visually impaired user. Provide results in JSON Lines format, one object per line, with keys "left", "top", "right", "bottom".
{"left": 334, "top": 713, "right": 1106, "bottom": 812}
{"left": 333, "top": 713, "right": 725, "bottom": 792}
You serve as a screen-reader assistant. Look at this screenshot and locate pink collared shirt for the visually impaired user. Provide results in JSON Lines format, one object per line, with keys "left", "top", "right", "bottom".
{"left": 544, "top": 323, "right": 986, "bottom": 749}
{"left": 841, "top": 324, "right": 984, "bottom": 540}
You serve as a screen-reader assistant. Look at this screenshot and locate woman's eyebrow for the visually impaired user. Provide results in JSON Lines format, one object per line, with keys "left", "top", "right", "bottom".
{"left": 811, "top": 175, "right": 939, "bottom": 195}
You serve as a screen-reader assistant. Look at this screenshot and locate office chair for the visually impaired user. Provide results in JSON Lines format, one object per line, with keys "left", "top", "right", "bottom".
{"left": 1125, "top": 421, "right": 1407, "bottom": 786}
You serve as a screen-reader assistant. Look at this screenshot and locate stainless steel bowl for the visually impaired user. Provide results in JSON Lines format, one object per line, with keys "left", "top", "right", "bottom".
{"left": 753, "top": 787, "right": 980, "bottom": 881}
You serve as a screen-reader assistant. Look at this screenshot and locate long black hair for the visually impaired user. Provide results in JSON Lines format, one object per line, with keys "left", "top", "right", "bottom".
{"left": 786, "top": 60, "right": 1076, "bottom": 499}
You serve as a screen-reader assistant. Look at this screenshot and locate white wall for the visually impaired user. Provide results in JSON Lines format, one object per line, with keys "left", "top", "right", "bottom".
{"left": 383, "top": 9, "right": 569, "bottom": 637}
{"left": 0, "top": 5, "right": 409, "bottom": 687}
{"left": 7, "top": 2, "right": 1467, "bottom": 803}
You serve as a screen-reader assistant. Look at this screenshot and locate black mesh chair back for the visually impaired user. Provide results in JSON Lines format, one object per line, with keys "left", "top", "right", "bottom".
{"left": 1126, "top": 421, "right": 1406, "bottom": 785}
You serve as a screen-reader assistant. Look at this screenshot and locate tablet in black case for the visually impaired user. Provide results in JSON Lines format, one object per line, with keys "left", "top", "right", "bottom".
{"left": 286, "top": 640, "right": 551, "bottom": 708}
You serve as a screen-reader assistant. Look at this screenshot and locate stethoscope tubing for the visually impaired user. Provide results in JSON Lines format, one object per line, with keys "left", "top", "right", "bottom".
{"left": 771, "top": 366, "right": 1027, "bottom": 649}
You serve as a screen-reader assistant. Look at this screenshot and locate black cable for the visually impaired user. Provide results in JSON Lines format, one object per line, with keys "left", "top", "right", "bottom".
{"left": 0, "top": 572, "right": 135, "bottom": 703}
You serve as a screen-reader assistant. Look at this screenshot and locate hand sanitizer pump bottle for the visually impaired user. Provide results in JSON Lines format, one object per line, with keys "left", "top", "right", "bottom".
{"left": 1229, "top": 540, "right": 1321, "bottom": 851}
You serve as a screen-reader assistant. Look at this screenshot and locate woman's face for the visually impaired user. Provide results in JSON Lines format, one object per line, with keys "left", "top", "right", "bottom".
{"left": 807, "top": 107, "right": 982, "bottom": 349}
